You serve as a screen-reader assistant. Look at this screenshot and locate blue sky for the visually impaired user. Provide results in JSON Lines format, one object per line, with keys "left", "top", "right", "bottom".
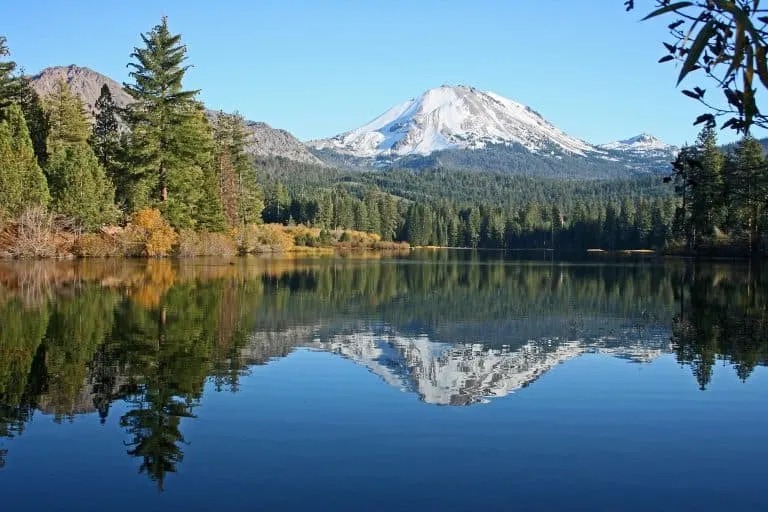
{"left": 4, "top": 0, "right": 750, "bottom": 144}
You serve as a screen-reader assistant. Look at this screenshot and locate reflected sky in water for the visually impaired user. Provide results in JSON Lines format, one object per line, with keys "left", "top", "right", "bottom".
{"left": 0, "top": 253, "right": 766, "bottom": 510}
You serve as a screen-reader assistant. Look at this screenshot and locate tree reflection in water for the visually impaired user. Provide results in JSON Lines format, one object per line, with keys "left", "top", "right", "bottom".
{"left": 0, "top": 256, "right": 766, "bottom": 487}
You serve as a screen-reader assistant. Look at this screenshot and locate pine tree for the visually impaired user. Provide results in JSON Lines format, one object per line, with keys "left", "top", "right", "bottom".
{"left": 45, "top": 143, "right": 118, "bottom": 231}
{"left": 467, "top": 208, "right": 481, "bottom": 247}
{"left": 0, "top": 36, "right": 20, "bottom": 115}
{"left": 16, "top": 79, "right": 48, "bottom": 167}
{"left": 604, "top": 201, "right": 618, "bottom": 250}
{"left": 317, "top": 192, "right": 334, "bottom": 228}
{"left": 0, "top": 38, "right": 48, "bottom": 166}
{"left": 404, "top": 204, "right": 423, "bottom": 245}
{"left": 90, "top": 84, "right": 121, "bottom": 170}
{"left": 353, "top": 200, "right": 368, "bottom": 232}
{"left": 691, "top": 127, "right": 725, "bottom": 243}
{"left": 196, "top": 162, "right": 228, "bottom": 232}
{"left": 124, "top": 16, "right": 209, "bottom": 224}
{"left": 649, "top": 200, "right": 667, "bottom": 249}
{"left": 363, "top": 192, "right": 381, "bottom": 234}
{"left": 379, "top": 195, "right": 399, "bottom": 241}
{"left": 215, "top": 144, "right": 238, "bottom": 224}
{"left": 264, "top": 183, "right": 290, "bottom": 223}
{"left": 634, "top": 199, "right": 652, "bottom": 248}
{"left": 41, "top": 82, "right": 118, "bottom": 231}
{"left": 448, "top": 214, "right": 460, "bottom": 247}
{"left": 618, "top": 198, "right": 635, "bottom": 247}
{"left": 730, "top": 137, "right": 768, "bottom": 252}
{"left": 44, "top": 79, "right": 90, "bottom": 146}
{"left": 213, "top": 112, "right": 263, "bottom": 226}
{"left": 164, "top": 104, "right": 225, "bottom": 230}
{"left": 333, "top": 191, "right": 354, "bottom": 229}
{"left": 0, "top": 105, "right": 50, "bottom": 216}
{"left": 671, "top": 145, "right": 697, "bottom": 249}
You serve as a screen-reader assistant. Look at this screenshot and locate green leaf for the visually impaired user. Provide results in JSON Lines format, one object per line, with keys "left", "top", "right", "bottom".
{"left": 642, "top": 2, "right": 694, "bottom": 21}
{"left": 677, "top": 20, "right": 716, "bottom": 85}
{"left": 755, "top": 45, "right": 768, "bottom": 90}
{"left": 682, "top": 89, "right": 702, "bottom": 99}
{"left": 668, "top": 20, "right": 685, "bottom": 30}
{"left": 727, "top": 23, "right": 747, "bottom": 80}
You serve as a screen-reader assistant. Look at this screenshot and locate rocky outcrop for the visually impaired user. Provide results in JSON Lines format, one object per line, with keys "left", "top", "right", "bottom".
{"left": 29, "top": 65, "right": 324, "bottom": 165}
{"left": 30, "top": 65, "right": 132, "bottom": 116}
{"left": 244, "top": 121, "right": 326, "bottom": 166}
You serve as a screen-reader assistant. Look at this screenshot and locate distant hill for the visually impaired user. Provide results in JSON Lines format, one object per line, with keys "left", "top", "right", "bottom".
{"left": 30, "top": 65, "right": 132, "bottom": 116}
{"left": 29, "top": 65, "right": 326, "bottom": 166}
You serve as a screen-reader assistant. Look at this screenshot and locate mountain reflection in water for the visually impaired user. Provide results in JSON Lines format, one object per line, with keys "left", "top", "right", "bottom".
{"left": 0, "top": 254, "right": 766, "bottom": 491}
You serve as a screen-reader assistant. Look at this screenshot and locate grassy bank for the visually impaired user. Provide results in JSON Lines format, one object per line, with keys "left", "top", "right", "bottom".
{"left": 0, "top": 208, "right": 409, "bottom": 259}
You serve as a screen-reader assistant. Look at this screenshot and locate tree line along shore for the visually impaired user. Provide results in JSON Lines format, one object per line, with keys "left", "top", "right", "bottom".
{"left": 1, "top": 17, "right": 766, "bottom": 259}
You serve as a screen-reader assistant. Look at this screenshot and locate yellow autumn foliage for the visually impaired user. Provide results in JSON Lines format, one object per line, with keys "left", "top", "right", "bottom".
{"left": 124, "top": 208, "right": 178, "bottom": 257}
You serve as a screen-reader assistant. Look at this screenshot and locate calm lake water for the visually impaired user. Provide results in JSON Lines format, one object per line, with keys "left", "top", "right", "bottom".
{"left": 0, "top": 251, "right": 767, "bottom": 511}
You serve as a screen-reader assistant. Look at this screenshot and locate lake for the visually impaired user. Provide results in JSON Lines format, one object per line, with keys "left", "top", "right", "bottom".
{"left": 0, "top": 252, "right": 766, "bottom": 511}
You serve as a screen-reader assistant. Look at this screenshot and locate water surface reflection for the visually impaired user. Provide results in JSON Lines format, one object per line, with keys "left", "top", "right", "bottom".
{"left": 0, "top": 255, "right": 766, "bottom": 492}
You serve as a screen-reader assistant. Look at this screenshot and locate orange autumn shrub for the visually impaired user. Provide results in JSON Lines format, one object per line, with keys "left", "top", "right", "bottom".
{"left": 75, "top": 232, "right": 122, "bottom": 257}
{"left": 177, "top": 230, "right": 237, "bottom": 257}
{"left": 235, "top": 223, "right": 295, "bottom": 253}
{"left": 123, "top": 208, "right": 177, "bottom": 257}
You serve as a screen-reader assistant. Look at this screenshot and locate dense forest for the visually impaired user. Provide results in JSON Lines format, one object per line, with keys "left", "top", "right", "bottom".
{"left": 1, "top": 17, "right": 767, "bottom": 257}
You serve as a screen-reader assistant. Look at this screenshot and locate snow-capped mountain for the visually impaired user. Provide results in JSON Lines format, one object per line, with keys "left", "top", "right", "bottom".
{"left": 599, "top": 133, "right": 676, "bottom": 153}
{"left": 239, "top": 324, "right": 671, "bottom": 406}
{"left": 309, "top": 85, "right": 677, "bottom": 177}
{"left": 597, "top": 133, "right": 678, "bottom": 175}
{"left": 311, "top": 330, "right": 670, "bottom": 405}
{"left": 310, "top": 85, "right": 594, "bottom": 159}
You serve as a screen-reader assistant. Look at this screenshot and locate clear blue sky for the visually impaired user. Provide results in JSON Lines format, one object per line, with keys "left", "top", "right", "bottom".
{"left": 4, "top": 0, "right": 753, "bottom": 145}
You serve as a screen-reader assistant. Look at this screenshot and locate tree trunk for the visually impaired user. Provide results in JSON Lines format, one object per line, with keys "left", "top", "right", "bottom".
{"left": 751, "top": 204, "right": 760, "bottom": 254}
{"left": 160, "top": 165, "right": 168, "bottom": 202}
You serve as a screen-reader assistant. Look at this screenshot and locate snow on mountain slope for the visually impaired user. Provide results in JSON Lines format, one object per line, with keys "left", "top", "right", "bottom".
{"left": 310, "top": 85, "right": 594, "bottom": 158}
{"left": 599, "top": 133, "right": 675, "bottom": 153}
{"left": 310, "top": 330, "right": 670, "bottom": 405}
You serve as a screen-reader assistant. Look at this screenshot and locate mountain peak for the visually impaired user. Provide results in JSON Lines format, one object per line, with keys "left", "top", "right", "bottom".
{"left": 310, "top": 85, "right": 593, "bottom": 158}
{"left": 600, "top": 133, "right": 674, "bottom": 152}
{"left": 29, "top": 65, "right": 133, "bottom": 114}
{"left": 28, "top": 65, "right": 326, "bottom": 166}
{"left": 623, "top": 133, "right": 662, "bottom": 144}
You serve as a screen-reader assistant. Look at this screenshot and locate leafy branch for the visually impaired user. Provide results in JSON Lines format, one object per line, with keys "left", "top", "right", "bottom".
{"left": 626, "top": 0, "right": 768, "bottom": 133}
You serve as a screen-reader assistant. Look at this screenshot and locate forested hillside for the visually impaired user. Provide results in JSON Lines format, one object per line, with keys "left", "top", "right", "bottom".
{"left": 1, "top": 17, "right": 767, "bottom": 257}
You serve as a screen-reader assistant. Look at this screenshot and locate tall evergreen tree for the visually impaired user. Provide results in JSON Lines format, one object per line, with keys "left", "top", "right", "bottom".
{"left": 90, "top": 84, "right": 121, "bottom": 170}
{"left": 264, "top": 183, "right": 290, "bottom": 224}
{"left": 124, "top": 16, "right": 210, "bottom": 226}
{"left": 671, "top": 145, "right": 698, "bottom": 249}
{"left": 45, "top": 144, "right": 118, "bottom": 231}
{"left": 0, "top": 36, "right": 20, "bottom": 115}
{"left": 691, "top": 127, "right": 725, "bottom": 242}
{"left": 213, "top": 112, "right": 263, "bottom": 226}
{"left": 379, "top": 195, "right": 399, "bottom": 241}
{"left": 363, "top": 192, "right": 381, "bottom": 234}
{"left": 15, "top": 79, "right": 48, "bottom": 167}
{"left": 166, "top": 104, "right": 225, "bottom": 230}
{"left": 41, "top": 82, "right": 118, "bottom": 231}
{"left": 0, "top": 105, "right": 50, "bottom": 216}
{"left": 317, "top": 192, "right": 334, "bottom": 229}
{"left": 44, "top": 79, "right": 90, "bottom": 147}
{"left": 730, "top": 137, "right": 768, "bottom": 252}
{"left": 0, "top": 37, "right": 48, "bottom": 166}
